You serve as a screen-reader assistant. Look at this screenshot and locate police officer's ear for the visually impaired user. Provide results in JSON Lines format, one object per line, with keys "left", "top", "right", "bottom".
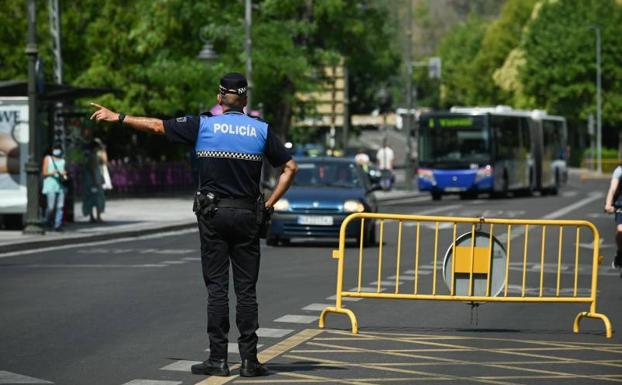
{"left": 217, "top": 94, "right": 223, "bottom": 105}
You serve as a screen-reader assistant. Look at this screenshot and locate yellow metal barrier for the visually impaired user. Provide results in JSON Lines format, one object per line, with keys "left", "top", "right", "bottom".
{"left": 319, "top": 212, "right": 613, "bottom": 338}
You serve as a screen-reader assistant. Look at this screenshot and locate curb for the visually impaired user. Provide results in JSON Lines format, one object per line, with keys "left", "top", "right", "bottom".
{"left": 0, "top": 221, "right": 196, "bottom": 254}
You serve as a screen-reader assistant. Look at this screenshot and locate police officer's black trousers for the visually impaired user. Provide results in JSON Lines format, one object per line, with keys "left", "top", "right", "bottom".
{"left": 197, "top": 207, "right": 260, "bottom": 361}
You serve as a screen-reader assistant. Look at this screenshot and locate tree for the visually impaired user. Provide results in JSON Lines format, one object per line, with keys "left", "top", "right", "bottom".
{"left": 437, "top": 15, "right": 490, "bottom": 108}
{"left": 470, "top": 0, "right": 537, "bottom": 105}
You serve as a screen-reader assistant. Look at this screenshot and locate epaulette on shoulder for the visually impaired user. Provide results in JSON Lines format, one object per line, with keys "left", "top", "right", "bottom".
{"left": 248, "top": 114, "right": 267, "bottom": 124}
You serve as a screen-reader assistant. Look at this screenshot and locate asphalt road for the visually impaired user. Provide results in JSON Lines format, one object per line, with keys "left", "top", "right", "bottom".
{"left": 1, "top": 176, "right": 621, "bottom": 385}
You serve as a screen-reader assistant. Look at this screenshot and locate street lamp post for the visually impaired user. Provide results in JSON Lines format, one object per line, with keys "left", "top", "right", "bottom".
{"left": 405, "top": 0, "right": 416, "bottom": 190}
{"left": 23, "top": 0, "right": 44, "bottom": 234}
{"left": 594, "top": 25, "right": 602, "bottom": 175}
{"left": 245, "top": 0, "right": 253, "bottom": 111}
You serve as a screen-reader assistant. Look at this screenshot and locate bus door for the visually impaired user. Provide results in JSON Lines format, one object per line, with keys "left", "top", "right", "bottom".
{"left": 491, "top": 115, "right": 531, "bottom": 190}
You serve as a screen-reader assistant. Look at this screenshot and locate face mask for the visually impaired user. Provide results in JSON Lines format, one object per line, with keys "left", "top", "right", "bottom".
{"left": 52, "top": 149, "right": 62, "bottom": 157}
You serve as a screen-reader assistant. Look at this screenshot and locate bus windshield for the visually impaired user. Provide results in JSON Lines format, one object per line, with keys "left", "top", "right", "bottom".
{"left": 419, "top": 116, "right": 490, "bottom": 165}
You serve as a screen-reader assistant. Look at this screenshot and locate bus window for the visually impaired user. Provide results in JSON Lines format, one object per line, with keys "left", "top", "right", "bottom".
{"left": 419, "top": 115, "right": 489, "bottom": 165}
{"left": 492, "top": 116, "right": 523, "bottom": 160}
{"left": 543, "top": 120, "right": 564, "bottom": 160}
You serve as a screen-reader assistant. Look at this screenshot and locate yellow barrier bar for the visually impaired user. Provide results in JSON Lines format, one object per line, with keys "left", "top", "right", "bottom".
{"left": 574, "top": 227, "right": 580, "bottom": 297}
{"left": 377, "top": 220, "right": 384, "bottom": 293}
{"left": 414, "top": 222, "right": 420, "bottom": 295}
{"left": 486, "top": 224, "right": 494, "bottom": 297}
{"left": 468, "top": 224, "right": 475, "bottom": 297}
{"left": 395, "top": 221, "right": 403, "bottom": 294}
{"left": 450, "top": 223, "right": 457, "bottom": 296}
{"left": 522, "top": 225, "right": 529, "bottom": 297}
{"left": 539, "top": 226, "right": 547, "bottom": 297}
{"left": 433, "top": 222, "right": 439, "bottom": 295}
{"left": 341, "top": 291, "right": 593, "bottom": 303}
{"left": 357, "top": 218, "right": 364, "bottom": 293}
{"left": 556, "top": 226, "right": 563, "bottom": 296}
{"left": 504, "top": 225, "right": 512, "bottom": 297}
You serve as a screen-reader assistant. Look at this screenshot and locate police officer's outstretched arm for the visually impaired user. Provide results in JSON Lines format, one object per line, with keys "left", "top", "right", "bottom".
{"left": 90, "top": 103, "right": 165, "bottom": 135}
{"left": 265, "top": 159, "right": 297, "bottom": 208}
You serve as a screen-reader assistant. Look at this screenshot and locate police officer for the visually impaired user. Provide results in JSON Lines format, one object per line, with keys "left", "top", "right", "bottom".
{"left": 90, "top": 73, "right": 297, "bottom": 377}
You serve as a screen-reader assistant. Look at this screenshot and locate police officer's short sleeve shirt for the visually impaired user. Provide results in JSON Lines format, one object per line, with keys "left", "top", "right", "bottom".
{"left": 163, "top": 111, "right": 291, "bottom": 199}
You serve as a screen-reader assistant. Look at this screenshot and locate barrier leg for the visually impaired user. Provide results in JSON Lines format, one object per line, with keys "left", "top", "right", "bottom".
{"left": 319, "top": 307, "right": 359, "bottom": 334}
{"left": 573, "top": 311, "right": 613, "bottom": 338}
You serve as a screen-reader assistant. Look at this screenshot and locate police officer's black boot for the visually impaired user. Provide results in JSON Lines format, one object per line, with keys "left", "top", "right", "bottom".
{"left": 191, "top": 358, "right": 230, "bottom": 376}
{"left": 240, "top": 358, "right": 269, "bottom": 377}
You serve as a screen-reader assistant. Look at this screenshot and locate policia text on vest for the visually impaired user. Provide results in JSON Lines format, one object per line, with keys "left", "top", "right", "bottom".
{"left": 89, "top": 72, "right": 298, "bottom": 378}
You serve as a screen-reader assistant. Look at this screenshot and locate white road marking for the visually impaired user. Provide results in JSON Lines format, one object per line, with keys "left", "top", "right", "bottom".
{"left": 409, "top": 205, "right": 462, "bottom": 216}
{"left": 368, "top": 280, "right": 404, "bottom": 286}
{"left": 0, "top": 228, "right": 197, "bottom": 258}
{"left": 206, "top": 343, "right": 263, "bottom": 353}
{"left": 256, "top": 328, "right": 293, "bottom": 338}
{"left": 273, "top": 315, "right": 319, "bottom": 324}
{"left": 159, "top": 260, "right": 187, "bottom": 265}
{"left": 348, "top": 286, "right": 387, "bottom": 293}
{"left": 542, "top": 192, "right": 603, "bottom": 219}
{"left": 301, "top": 303, "right": 333, "bottom": 311}
{"left": 121, "top": 381, "right": 181, "bottom": 385}
{"left": 181, "top": 257, "right": 201, "bottom": 261}
{"left": 2, "top": 264, "right": 168, "bottom": 268}
{"left": 325, "top": 295, "right": 362, "bottom": 302}
{"left": 160, "top": 360, "right": 201, "bottom": 372}
{"left": 0, "top": 371, "right": 52, "bottom": 384}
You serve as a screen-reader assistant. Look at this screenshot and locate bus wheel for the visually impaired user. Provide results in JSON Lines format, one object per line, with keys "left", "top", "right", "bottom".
{"left": 550, "top": 171, "right": 560, "bottom": 195}
{"left": 432, "top": 192, "right": 442, "bottom": 201}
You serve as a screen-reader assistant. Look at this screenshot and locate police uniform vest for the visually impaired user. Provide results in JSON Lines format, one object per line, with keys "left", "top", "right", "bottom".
{"left": 195, "top": 112, "right": 268, "bottom": 164}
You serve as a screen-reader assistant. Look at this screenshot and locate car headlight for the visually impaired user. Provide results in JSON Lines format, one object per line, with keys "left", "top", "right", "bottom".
{"left": 273, "top": 199, "right": 290, "bottom": 211}
{"left": 344, "top": 200, "right": 365, "bottom": 213}
{"left": 474, "top": 165, "right": 493, "bottom": 183}
{"left": 417, "top": 168, "right": 436, "bottom": 185}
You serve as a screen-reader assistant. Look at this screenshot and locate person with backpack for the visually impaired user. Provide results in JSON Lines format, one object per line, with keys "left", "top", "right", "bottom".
{"left": 604, "top": 164, "right": 622, "bottom": 270}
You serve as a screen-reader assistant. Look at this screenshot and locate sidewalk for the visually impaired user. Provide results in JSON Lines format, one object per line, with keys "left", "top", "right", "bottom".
{"left": 0, "top": 191, "right": 421, "bottom": 253}
{"left": 0, "top": 197, "right": 196, "bottom": 253}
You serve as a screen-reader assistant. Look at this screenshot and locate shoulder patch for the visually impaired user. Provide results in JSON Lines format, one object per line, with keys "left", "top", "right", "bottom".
{"left": 176, "top": 116, "right": 187, "bottom": 122}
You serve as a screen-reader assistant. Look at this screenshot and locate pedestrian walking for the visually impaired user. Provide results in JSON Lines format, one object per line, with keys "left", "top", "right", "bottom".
{"left": 82, "top": 138, "right": 106, "bottom": 223}
{"left": 41, "top": 143, "right": 68, "bottom": 231}
{"left": 604, "top": 164, "right": 622, "bottom": 271}
{"left": 376, "top": 138, "right": 395, "bottom": 190}
{"left": 89, "top": 73, "right": 297, "bottom": 378}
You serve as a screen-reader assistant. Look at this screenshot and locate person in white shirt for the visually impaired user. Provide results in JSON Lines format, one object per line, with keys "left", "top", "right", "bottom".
{"left": 354, "top": 148, "right": 370, "bottom": 172}
{"left": 376, "top": 139, "right": 394, "bottom": 170}
{"left": 604, "top": 164, "right": 622, "bottom": 270}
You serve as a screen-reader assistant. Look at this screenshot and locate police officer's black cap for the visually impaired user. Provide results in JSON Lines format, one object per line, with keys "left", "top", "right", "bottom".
{"left": 219, "top": 73, "right": 248, "bottom": 96}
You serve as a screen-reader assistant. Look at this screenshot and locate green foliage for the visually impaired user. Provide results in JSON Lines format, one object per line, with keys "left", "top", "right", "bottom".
{"left": 438, "top": 15, "right": 490, "bottom": 108}
{"left": 0, "top": 0, "right": 398, "bottom": 156}
{"left": 470, "top": 0, "right": 538, "bottom": 104}
{"left": 519, "top": 0, "right": 622, "bottom": 126}
{"left": 583, "top": 147, "right": 619, "bottom": 159}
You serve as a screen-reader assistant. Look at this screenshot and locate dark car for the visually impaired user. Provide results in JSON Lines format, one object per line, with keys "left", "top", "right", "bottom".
{"left": 267, "top": 157, "right": 380, "bottom": 246}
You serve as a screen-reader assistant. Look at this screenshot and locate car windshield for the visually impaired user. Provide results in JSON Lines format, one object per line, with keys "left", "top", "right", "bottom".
{"left": 419, "top": 116, "right": 490, "bottom": 164}
{"left": 293, "top": 161, "right": 363, "bottom": 188}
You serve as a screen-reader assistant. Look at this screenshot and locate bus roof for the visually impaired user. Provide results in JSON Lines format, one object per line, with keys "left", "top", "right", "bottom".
{"left": 438, "top": 106, "right": 566, "bottom": 122}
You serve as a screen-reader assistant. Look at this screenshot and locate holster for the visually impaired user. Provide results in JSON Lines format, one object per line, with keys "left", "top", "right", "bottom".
{"left": 193, "top": 191, "right": 219, "bottom": 218}
{"left": 256, "top": 194, "right": 273, "bottom": 239}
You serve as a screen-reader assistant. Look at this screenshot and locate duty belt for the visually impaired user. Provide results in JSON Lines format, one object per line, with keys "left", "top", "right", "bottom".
{"left": 218, "top": 198, "right": 255, "bottom": 211}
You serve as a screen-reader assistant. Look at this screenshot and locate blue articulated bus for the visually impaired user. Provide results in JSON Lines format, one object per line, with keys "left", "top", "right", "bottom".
{"left": 417, "top": 106, "right": 568, "bottom": 200}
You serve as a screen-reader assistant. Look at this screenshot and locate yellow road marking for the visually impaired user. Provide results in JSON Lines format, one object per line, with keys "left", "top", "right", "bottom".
{"left": 193, "top": 329, "right": 322, "bottom": 385}
{"left": 302, "top": 340, "right": 622, "bottom": 382}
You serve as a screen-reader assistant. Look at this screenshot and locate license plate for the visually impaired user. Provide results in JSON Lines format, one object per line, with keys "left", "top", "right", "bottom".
{"left": 297, "top": 215, "right": 334, "bottom": 226}
{"left": 444, "top": 187, "right": 465, "bottom": 192}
